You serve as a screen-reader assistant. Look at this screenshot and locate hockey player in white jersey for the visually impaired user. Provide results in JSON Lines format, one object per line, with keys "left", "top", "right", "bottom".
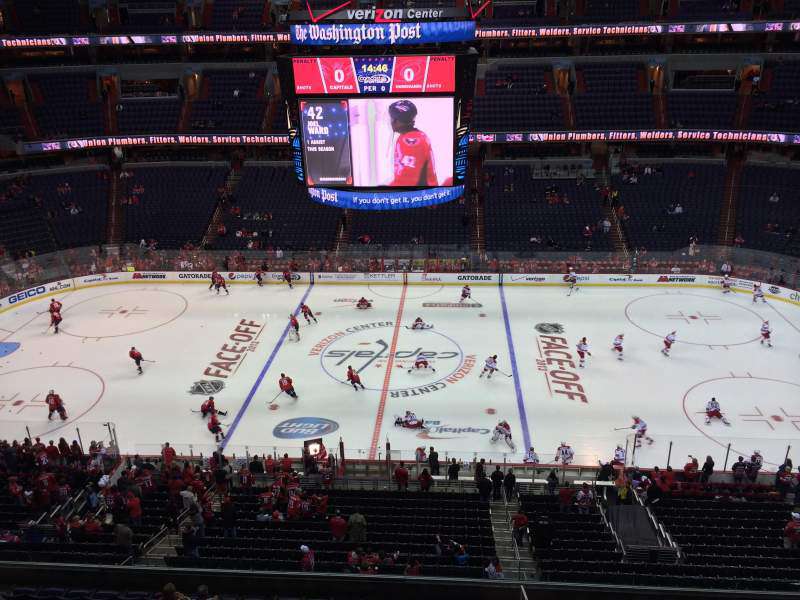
{"left": 479, "top": 355, "right": 498, "bottom": 379}
{"left": 523, "top": 447, "right": 539, "bottom": 464}
{"left": 753, "top": 283, "right": 766, "bottom": 303}
{"left": 459, "top": 285, "right": 471, "bottom": 304}
{"left": 612, "top": 334, "right": 624, "bottom": 361}
{"left": 566, "top": 270, "right": 579, "bottom": 296}
{"left": 661, "top": 331, "right": 676, "bottom": 356}
{"left": 760, "top": 321, "right": 772, "bottom": 347}
{"left": 705, "top": 397, "right": 730, "bottom": 426}
{"left": 554, "top": 442, "right": 574, "bottom": 465}
{"left": 612, "top": 445, "right": 626, "bottom": 465}
{"left": 576, "top": 338, "right": 591, "bottom": 368}
{"left": 631, "top": 416, "right": 654, "bottom": 447}
{"left": 721, "top": 275, "right": 732, "bottom": 294}
{"left": 491, "top": 420, "right": 515, "bottom": 450}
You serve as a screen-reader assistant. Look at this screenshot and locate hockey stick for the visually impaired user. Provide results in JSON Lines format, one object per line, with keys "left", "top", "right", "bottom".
{"left": 141, "top": 359, "right": 157, "bottom": 363}
{"left": 268, "top": 390, "right": 283, "bottom": 405}
{"left": 495, "top": 369, "right": 514, "bottom": 378}
{"left": 405, "top": 325, "right": 433, "bottom": 330}
{"left": 191, "top": 409, "right": 228, "bottom": 416}
{"left": 613, "top": 426, "right": 631, "bottom": 431}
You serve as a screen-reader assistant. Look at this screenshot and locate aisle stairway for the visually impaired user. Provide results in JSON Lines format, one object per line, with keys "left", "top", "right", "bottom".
{"left": 490, "top": 498, "right": 536, "bottom": 580}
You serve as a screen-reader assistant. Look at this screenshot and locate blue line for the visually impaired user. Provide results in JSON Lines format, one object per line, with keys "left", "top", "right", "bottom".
{"left": 221, "top": 283, "right": 314, "bottom": 450}
{"left": 498, "top": 282, "right": 532, "bottom": 451}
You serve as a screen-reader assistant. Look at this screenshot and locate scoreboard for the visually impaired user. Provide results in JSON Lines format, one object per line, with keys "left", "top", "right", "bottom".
{"left": 291, "top": 55, "right": 456, "bottom": 95}
{"left": 278, "top": 52, "right": 478, "bottom": 210}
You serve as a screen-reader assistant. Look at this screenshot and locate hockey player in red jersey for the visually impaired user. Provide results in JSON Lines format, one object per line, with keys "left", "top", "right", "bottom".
{"left": 283, "top": 270, "right": 294, "bottom": 289}
{"left": 279, "top": 373, "right": 298, "bottom": 399}
{"left": 255, "top": 268, "right": 264, "bottom": 287}
{"left": 208, "top": 412, "right": 225, "bottom": 443}
{"left": 209, "top": 270, "right": 219, "bottom": 291}
{"left": 300, "top": 303, "right": 317, "bottom": 324}
{"left": 356, "top": 297, "right": 372, "bottom": 309}
{"left": 49, "top": 299, "right": 63, "bottom": 315}
{"left": 129, "top": 346, "right": 144, "bottom": 374}
{"left": 388, "top": 100, "right": 438, "bottom": 187}
{"left": 289, "top": 314, "right": 300, "bottom": 341}
{"left": 50, "top": 310, "right": 62, "bottom": 334}
{"left": 212, "top": 272, "right": 229, "bottom": 295}
{"left": 408, "top": 357, "right": 436, "bottom": 373}
{"left": 346, "top": 366, "right": 365, "bottom": 391}
{"left": 200, "top": 396, "right": 227, "bottom": 418}
{"left": 45, "top": 389, "right": 67, "bottom": 421}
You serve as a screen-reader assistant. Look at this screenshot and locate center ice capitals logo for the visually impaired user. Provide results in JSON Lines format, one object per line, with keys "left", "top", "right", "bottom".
{"left": 311, "top": 322, "right": 475, "bottom": 396}
{"left": 535, "top": 323, "right": 564, "bottom": 334}
{"left": 188, "top": 380, "right": 226, "bottom": 395}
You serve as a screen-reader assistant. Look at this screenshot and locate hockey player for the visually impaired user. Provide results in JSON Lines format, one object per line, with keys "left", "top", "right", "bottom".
{"left": 346, "top": 366, "right": 365, "bottom": 391}
{"left": 721, "top": 275, "right": 732, "bottom": 294}
{"left": 200, "top": 396, "right": 227, "bottom": 418}
{"left": 209, "top": 270, "right": 219, "bottom": 291}
{"left": 129, "top": 346, "right": 144, "bottom": 374}
{"left": 459, "top": 285, "right": 471, "bottom": 304}
{"left": 278, "top": 373, "right": 297, "bottom": 399}
{"left": 523, "top": 447, "right": 540, "bottom": 464}
{"left": 208, "top": 412, "right": 225, "bottom": 443}
{"left": 576, "top": 338, "right": 591, "bottom": 368}
{"left": 283, "top": 269, "right": 294, "bottom": 289}
{"left": 612, "top": 445, "right": 626, "bottom": 465}
{"left": 50, "top": 309, "right": 62, "bottom": 334}
{"left": 255, "top": 268, "right": 264, "bottom": 288}
{"left": 212, "top": 272, "right": 229, "bottom": 295}
{"left": 554, "top": 442, "right": 574, "bottom": 465}
{"left": 612, "top": 334, "right": 624, "bottom": 361}
{"left": 661, "top": 331, "right": 676, "bottom": 356}
{"left": 753, "top": 283, "right": 766, "bottom": 304}
{"left": 566, "top": 270, "right": 579, "bottom": 296}
{"left": 356, "top": 297, "right": 372, "bottom": 310}
{"left": 394, "top": 411, "right": 426, "bottom": 429}
{"left": 408, "top": 357, "right": 436, "bottom": 373}
{"left": 631, "top": 416, "right": 653, "bottom": 447}
{"left": 491, "top": 420, "right": 515, "bottom": 450}
{"left": 49, "top": 299, "right": 63, "bottom": 315}
{"left": 289, "top": 314, "right": 300, "bottom": 341}
{"left": 705, "top": 397, "right": 730, "bottom": 426}
{"left": 479, "top": 355, "right": 498, "bottom": 379}
{"left": 411, "top": 317, "right": 428, "bottom": 330}
{"left": 45, "top": 390, "right": 67, "bottom": 421}
{"left": 300, "top": 303, "right": 317, "bottom": 324}
{"left": 760, "top": 321, "right": 772, "bottom": 347}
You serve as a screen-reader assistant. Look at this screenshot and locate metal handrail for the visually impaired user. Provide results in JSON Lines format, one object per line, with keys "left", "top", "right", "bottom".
{"left": 595, "top": 486, "right": 625, "bottom": 556}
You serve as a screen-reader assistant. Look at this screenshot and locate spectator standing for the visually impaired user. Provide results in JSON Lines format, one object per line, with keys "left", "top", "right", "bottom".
{"left": 221, "top": 496, "right": 237, "bottom": 538}
{"left": 348, "top": 507, "right": 367, "bottom": 543}
{"left": 700, "top": 456, "right": 715, "bottom": 483}
{"left": 721, "top": 262, "right": 732, "bottom": 277}
{"left": 404, "top": 557, "right": 422, "bottom": 575}
{"left": 503, "top": 468, "right": 517, "bottom": 501}
{"left": 329, "top": 510, "right": 347, "bottom": 541}
{"left": 683, "top": 457, "right": 699, "bottom": 482}
{"left": 162, "top": 443, "right": 176, "bottom": 468}
{"left": 477, "top": 475, "right": 492, "bottom": 502}
{"left": 732, "top": 456, "right": 746, "bottom": 484}
{"left": 394, "top": 461, "right": 409, "bottom": 491}
{"left": 511, "top": 511, "right": 528, "bottom": 545}
{"left": 428, "top": 447, "right": 440, "bottom": 475}
{"left": 418, "top": 468, "right": 433, "bottom": 492}
{"left": 114, "top": 521, "right": 134, "bottom": 554}
{"left": 126, "top": 492, "right": 142, "bottom": 526}
{"left": 447, "top": 458, "right": 461, "bottom": 481}
{"left": 546, "top": 470, "right": 558, "bottom": 495}
{"left": 181, "top": 523, "right": 199, "bottom": 558}
{"left": 490, "top": 466, "right": 504, "bottom": 500}
{"left": 248, "top": 455, "right": 264, "bottom": 475}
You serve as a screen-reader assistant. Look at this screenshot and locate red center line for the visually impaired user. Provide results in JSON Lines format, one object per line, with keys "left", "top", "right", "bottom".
{"left": 368, "top": 284, "right": 407, "bottom": 460}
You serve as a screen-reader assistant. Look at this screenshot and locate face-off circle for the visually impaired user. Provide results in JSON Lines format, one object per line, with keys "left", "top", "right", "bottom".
{"left": 682, "top": 375, "right": 800, "bottom": 465}
{"left": 624, "top": 292, "right": 763, "bottom": 347}
{"left": 59, "top": 289, "right": 188, "bottom": 339}
{"left": 319, "top": 324, "right": 464, "bottom": 392}
{"left": 0, "top": 365, "right": 105, "bottom": 438}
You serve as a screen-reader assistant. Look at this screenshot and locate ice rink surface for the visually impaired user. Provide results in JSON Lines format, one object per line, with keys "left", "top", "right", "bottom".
{"left": 1, "top": 279, "right": 799, "bottom": 470}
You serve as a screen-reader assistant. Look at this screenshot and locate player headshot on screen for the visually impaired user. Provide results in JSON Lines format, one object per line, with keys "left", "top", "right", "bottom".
{"left": 388, "top": 100, "right": 437, "bottom": 187}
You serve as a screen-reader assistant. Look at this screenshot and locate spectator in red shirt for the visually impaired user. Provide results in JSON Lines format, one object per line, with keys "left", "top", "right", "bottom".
{"left": 511, "top": 511, "right": 529, "bottom": 545}
{"left": 162, "top": 443, "right": 176, "bottom": 467}
{"left": 394, "top": 461, "right": 409, "bottom": 491}
{"left": 404, "top": 557, "right": 422, "bottom": 576}
{"left": 280, "top": 453, "right": 292, "bottom": 472}
{"left": 683, "top": 457, "right": 699, "bottom": 482}
{"left": 45, "top": 440, "right": 60, "bottom": 464}
{"left": 418, "top": 468, "right": 433, "bottom": 492}
{"left": 127, "top": 492, "right": 142, "bottom": 526}
{"left": 329, "top": 510, "right": 347, "bottom": 541}
{"left": 264, "top": 454, "right": 275, "bottom": 477}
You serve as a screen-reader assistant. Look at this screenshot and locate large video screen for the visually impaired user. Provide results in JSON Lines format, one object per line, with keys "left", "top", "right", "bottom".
{"left": 300, "top": 97, "right": 454, "bottom": 188}
{"left": 291, "top": 55, "right": 456, "bottom": 95}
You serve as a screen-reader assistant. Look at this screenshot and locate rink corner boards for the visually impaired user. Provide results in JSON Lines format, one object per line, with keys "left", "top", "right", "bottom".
{"left": 1, "top": 272, "right": 799, "bottom": 314}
